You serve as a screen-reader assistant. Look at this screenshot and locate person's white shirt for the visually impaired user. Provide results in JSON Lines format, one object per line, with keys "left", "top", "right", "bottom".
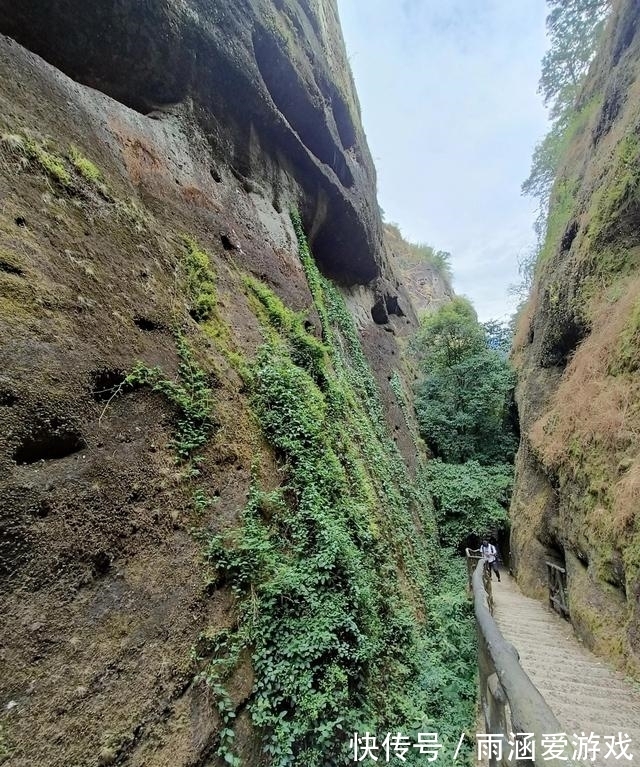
{"left": 480, "top": 543, "right": 496, "bottom": 563}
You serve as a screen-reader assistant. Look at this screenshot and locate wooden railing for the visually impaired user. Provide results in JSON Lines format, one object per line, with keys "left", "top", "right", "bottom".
{"left": 467, "top": 552, "right": 582, "bottom": 766}
{"left": 466, "top": 547, "right": 493, "bottom": 611}
{"left": 546, "top": 560, "right": 569, "bottom": 619}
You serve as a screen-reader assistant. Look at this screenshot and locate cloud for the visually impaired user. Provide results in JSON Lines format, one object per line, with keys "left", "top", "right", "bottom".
{"left": 337, "top": 0, "right": 549, "bottom": 320}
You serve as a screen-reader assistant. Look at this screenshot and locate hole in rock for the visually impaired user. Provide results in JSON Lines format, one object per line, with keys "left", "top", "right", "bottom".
{"left": 220, "top": 234, "right": 236, "bottom": 251}
{"left": 371, "top": 297, "right": 388, "bottom": 325}
{"left": 34, "top": 498, "right": 53, "bottom": 518}
{"left": 134, "top": 316, "right": 162, "bottom": 332}
{"left": 561, "top": 220, "right": 579, "bottom": 252}
{"left": 0, "top": 388, "right": 17, "bottom": 406}
{"left": 14, "top": 422, "right": 87, "bottom": 464}
{"left": 542, "top": 316, "right": 587, "bottom": 368}
{"left": 385, "top": 294, "right": 405, "bottom": 318}
{"left": 14, "top": 217, "right": 27, "bottom": 227}
{"left": 0, "top": 260, "right": 23, "bottom": 276}
{"left": 92, "top": 551, "right": 112, "bottom": 575}
{"left": 91, "top": 369, "right": 128, "bottom": 402}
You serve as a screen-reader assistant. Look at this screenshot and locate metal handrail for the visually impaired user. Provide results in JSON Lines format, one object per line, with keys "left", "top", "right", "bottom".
{"left": 468, "top": 555, "right": 583, "bottom": 766}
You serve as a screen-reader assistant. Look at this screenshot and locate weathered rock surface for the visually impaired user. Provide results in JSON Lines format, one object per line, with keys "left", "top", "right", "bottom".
{"left": 511, "top": 0, "right": 640, "bottom": 679}
{"left": 0, "top": 0, "right": 386, "bottom": 286}
{"left": 0, "top": 2, "right": 443, "bottom": 763}
{"left": 384, "top": 224, "right": 454, "bottom": 316}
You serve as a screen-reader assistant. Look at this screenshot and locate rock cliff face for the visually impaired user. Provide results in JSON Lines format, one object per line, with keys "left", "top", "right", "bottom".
{"left": 0, "top": 0, "right": 390, "bottom": 287}
{"left": 0, "top": 3, "right": 448, "bottom": 765}
{"left": 384, "top": 224, "right": 454, "bottom": 316}
{"left": 511, "top": 0, "right": 640, "bottom": 678}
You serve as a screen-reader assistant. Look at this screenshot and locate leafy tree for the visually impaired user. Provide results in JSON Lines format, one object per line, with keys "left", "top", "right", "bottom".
{"left": 416, "top": 348, "right": 517, "bottom": 465}
{"left": 539, "top": 0, "right": 609, "bottom": 119}
{"left": 521, "top": 118, "right": 568, "bottom": 209}
{"left": 523, "top": 0, "right": 610, "bottom": 217}
{"left": 389, "top": 224, "right": 453, "bottom": 282}
{"left": 427, "top": 460, "right": 512, "bottom": 548}
{"left": 414, "top": 297, "right": 484, "bottom": 369}
{"left": 409, "top": 243, "right": 453, "bottom": 280}
{"left": 413, "top": 301, "right": 517, "bottom": 548}
{"left": 508, "top": 247, "right": 537, "bottom": 304}
{"left": 414, "top": 302, "right": 517, "bottom": 465}
{"left": 483, "top": 319, "right": 513, "bottom": 358}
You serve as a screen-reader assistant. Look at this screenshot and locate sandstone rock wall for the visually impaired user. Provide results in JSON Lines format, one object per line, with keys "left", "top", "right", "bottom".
{"left": 0, "top": 0, "right": 391, "bottom": 287}
{"left": 0, "top": 3, "right": 443, "bottom": 763}
{"left": 511, "top": 0, "right": 640, "bottom": 678}
{"left": 383, "top": 224, "right": 454, "bottom": 317}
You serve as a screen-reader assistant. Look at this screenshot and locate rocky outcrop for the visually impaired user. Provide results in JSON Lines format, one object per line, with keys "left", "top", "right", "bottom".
{"left": 0, "top": 0, "right": 387, "bottom": 286}
{"left": 384, "top": 224, "right": 453, "bottom": 316}
{"left": 511, "top": 0, "right": 640, "bottom": 679}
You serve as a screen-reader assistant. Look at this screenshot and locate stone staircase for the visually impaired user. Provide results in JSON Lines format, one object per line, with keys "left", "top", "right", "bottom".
{"left": 492, "top": 574, "right": 640, "bottom": 765}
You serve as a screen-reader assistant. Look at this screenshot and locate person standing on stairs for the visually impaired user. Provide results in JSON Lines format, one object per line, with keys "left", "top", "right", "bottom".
{"left": 481, "top": 539, "right": 501, "bottom": 582}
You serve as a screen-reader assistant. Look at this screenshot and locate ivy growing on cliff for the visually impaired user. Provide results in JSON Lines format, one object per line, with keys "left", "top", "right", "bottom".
{"left": 199, "top": 212, "right": 476, "bottom": 765}
{"left": 124, "top": 331, "right": 215, "bottom": 461}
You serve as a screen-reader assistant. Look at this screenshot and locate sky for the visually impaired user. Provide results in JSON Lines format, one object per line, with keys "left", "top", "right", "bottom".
{"left": 336, "top": 0, "right": 550, "bottom": 321}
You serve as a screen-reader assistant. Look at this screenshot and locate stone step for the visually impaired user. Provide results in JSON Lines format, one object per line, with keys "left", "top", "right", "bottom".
{"left": 490, "top": 575, "right": 640, "bottom": 747}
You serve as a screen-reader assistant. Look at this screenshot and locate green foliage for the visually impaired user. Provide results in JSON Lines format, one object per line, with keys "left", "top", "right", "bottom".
{"left": 11, "top": 134, "right": 73, "bottom": 188}
{"left": 193, "top": 487, "right": 217, "bottom": 515}
{"left": 414, "top": 303, "right": 516, "bottom": 548}
{"left": 414, "top": 297, "right": 484, "bottom": 369}
{"left": 386, "top": 223, "right": 453, "bottom": 282}
{"left": 482, "top": 320, "right": 513, "bottom": 358}
{"left": 538, "top": 0, "right": 608, "bottom": 119}
{"left": 68, "top": 145, "right": 102, "bottom": 183}
{"left": 2, "top": 132, "right": 116, "bottom": 198}
{"left": 406, "top": 243, "right": 453, "bottom": 281}
{"left": 426, "top": 460, "right": 512, "bottom": 547}
{"left": 182, "top": 236, "right": 217, "bottom": 322}
{"left": 390, "top": 370, "right": 417, "bottom": 441}
{"left": 522, "top": 119, "right": 567, "bottom": 205}
{"left": 244, "top": 275, "right": 329, "bottom": 378}
{"left": 125, "top": 332, "right": 214, "bottom": 460}
{"left": 419, "top": 556, "right": 477, "bottom": 748}
{"left": 540, "top": 176, "right": 579, "bottom": 265}
{"left": 416, "top": 351, "right": 517, "bottom": 465}
{"left": 523, "top": 97, "right": 600, "bottom": 221}
{"left": 200, "top": 213, "right": 477, "bottom": 764}
{"left": 291, "top": 210, "right": 331, "bottom": 333}
{"left": 192, "top": 629, "right": 243, "bottom": 766}
{"left": 522, "top": 0, "right": 610, "bottom": 289}
{"left": 588, "top": 131, "right": 640, "bottom": 248}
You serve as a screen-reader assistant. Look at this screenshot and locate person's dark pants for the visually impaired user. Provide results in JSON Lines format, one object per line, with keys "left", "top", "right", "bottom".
{"left": 485, "top": 560, "right": 500, "bottom": 581}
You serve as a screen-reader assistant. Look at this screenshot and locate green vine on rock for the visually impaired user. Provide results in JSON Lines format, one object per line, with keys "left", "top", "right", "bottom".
{"left": 182, "top": 236, "right": 217, "bottom": 323}
{"left": 198, "top": 212, "right": 476, "bottom": 764}
{"left": 124, "top": 331, "right": 214, "bottom": 462}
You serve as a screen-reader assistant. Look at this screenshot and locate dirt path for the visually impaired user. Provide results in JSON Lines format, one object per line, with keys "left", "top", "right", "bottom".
{"left": 491, "top": 573, "right": 640, "bottom": 764}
